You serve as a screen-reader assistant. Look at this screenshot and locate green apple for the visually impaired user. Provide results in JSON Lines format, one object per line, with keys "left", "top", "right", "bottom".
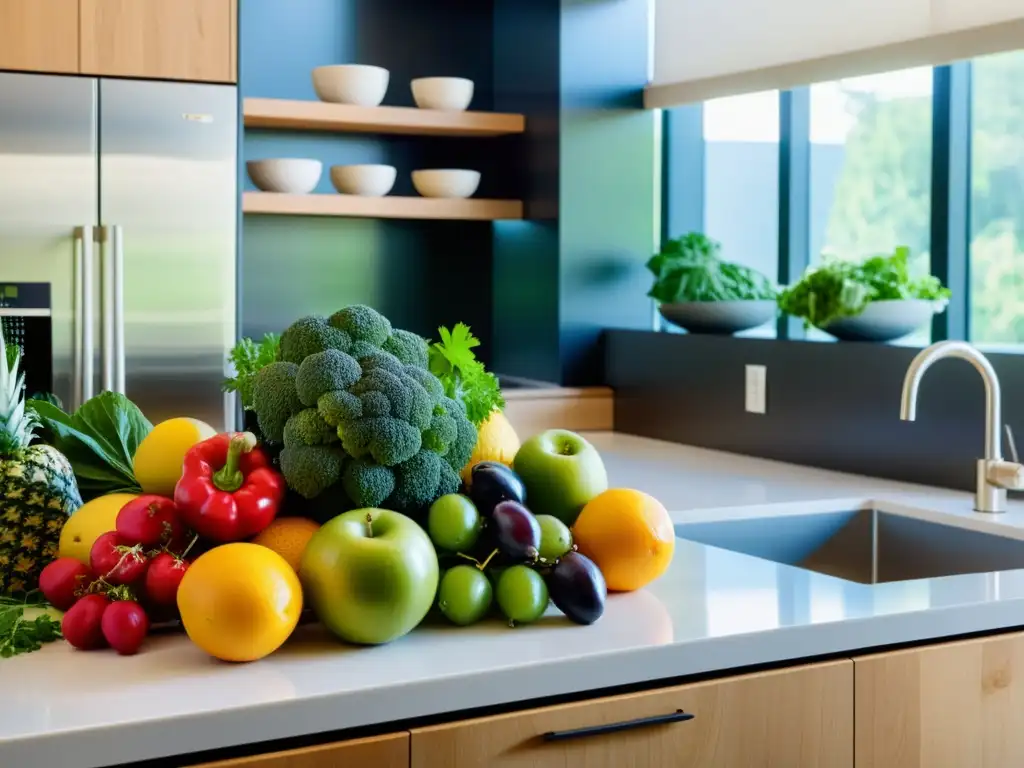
{"left": 512, "top": 430, "right": 608, "bottom": 527}
{"left": 300, "top": 508, "right": 439, "bottom": 645}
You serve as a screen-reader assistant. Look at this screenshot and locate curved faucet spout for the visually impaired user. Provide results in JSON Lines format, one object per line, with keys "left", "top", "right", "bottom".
{"left": 900, "top": 340, "right": 1002, "bottom": 461}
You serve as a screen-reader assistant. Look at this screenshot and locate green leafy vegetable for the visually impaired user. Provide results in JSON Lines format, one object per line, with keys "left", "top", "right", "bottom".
{"left": 27, "top": 391, "right": 152, "bottom": 501}
{"left": 777, "top": 246, "right": 952, "bottom": 328}
{"left": 646, "top": 232, "right": 776, "bottom": 303}
{"left": 0, "top": 592, "right": 62, "bottom": 658}
{"left": 223, "top": 333, "right": 281, "bottom": 411}
{"left": 428, "top": 324, "right": 504, "bottom": 427}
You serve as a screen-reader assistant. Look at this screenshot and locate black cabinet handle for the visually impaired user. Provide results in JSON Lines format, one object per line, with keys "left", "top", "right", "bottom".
{"left": 542, "top": 709, "right": 694, "bottom": 742}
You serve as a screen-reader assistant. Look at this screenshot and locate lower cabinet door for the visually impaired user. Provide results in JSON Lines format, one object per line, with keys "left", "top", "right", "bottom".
{"left": 192, "top": 732, "right": 410, "bottom": 768}
{"left": 411, "top": 660, "right": 853, "bottom": 767}
{"left": 855, "top": 631, "right": 1024, "bottom": 768}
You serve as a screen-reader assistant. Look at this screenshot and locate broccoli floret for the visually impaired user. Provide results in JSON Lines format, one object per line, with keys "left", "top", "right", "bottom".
{"left": 359, "top": 349, "right": 405, "bottom": 376}
{"left": 318, "top": 389, "right": 362, "bottom": 427}
{"left": 446, "top": 409, "right": 478, "bottom": 473}
{"left": 387, "top": 449, "right": 443, "bottom": 511}
{"left": 295, "top": 349, "right": 361, "bottom": 407}
{"left": 342, "top": 459, "right": 396, "bottom": 508}
{"left": 383, "top": 330, "right": 429, "bottom": 368}
{"left": 280, "top": 316, "right": 352, "bottom": 363}
{"left": 423, "top": 407, "right": 458, "bottom": 455}
{"left": 436, "top": 461, "right": 461, "bottom": 498}
{"left": 283, "top": 408, "right": 337, "bottom": 448}
{"left": 350, "top": 369, "right": 413, "bottom": 421}
{"left": 404, "top": 364, "right": 445, "bottom": 403}
{"left": 329, "top": 304, "right": 392, "bottom": 347}
{"left": 251, "top": 361, "right": 303, "bottom": 443}
{"left": 359, "top": 390, "right": 391, "bottom": 417}
{"left": 279, "top": 445, "right": 345, "bottom": 500}
{"left": 340, "top": 416, "right": 422, "bottom": 466}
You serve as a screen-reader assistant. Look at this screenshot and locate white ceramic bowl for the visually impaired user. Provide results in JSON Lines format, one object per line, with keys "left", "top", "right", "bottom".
{"left": 247, "top": 159, "right": 322, "bottom": 194}
{"left": 412, "top": 169, "right": 481, "bottom": 199}
{"left": 819, "top": 299, "right": 945, "bottom": 342}
{"left": 330, "top": 164, "right": 397, "bottom": 197}
{"left": 312, "top": 65, "right": 390, "bottom": 106}
{"left": 411, "top": 77, "right": 474, "bottom": 111}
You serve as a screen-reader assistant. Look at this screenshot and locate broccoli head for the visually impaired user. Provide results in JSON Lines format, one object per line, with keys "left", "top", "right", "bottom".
{"left": 383, "top": 329, "right": 429, "bottom": 368}
{"left": 283, "top": 408, "right": 337, "bottom": 448}
{"left": 280, "top": 316, "right": 352, "bottom": 364}
{"left": 279, "top": 444, "right": 345, "bottom": 500}
{"left": 251, "top": 361, "right": 303, "bottom": 443}
{"left": 295, "top": 349, "right": 361, "bottom": 406}
{"left": 329, "top": 305, "right": 391, "bottom": 347}
{"left": 342, "top": 459, "right": 396, "bottom": 508}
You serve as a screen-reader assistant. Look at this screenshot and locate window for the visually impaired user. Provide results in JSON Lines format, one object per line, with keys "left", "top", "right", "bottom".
{"left": 970, "top": 50, "right": 1024, "bottom": 346}
{"left": 703, "top": 90, "right": 779, "bottom": 337}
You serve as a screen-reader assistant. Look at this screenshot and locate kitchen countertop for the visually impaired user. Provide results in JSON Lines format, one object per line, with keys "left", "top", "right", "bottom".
{"left": 7, "top": 432, "right": 1024, "bottom": 768}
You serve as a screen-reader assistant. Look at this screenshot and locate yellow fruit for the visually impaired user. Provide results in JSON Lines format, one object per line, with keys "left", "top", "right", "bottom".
{"left": 460, "top": 409, "right": 521, "bottom": 483}
{"left": 177, "top": 542, "right": 303, "bottom": 663}
{"left": 251, "top": 518, "right": 321, "bottom": 574}
{"left": 571, "top": 488, "right": 675, "bottom": 593}
{"left": 132, "top": 417, "right": 217, "bottom": 496}
{"left": 58, "top": 493, "right": 139, "bottom": 563}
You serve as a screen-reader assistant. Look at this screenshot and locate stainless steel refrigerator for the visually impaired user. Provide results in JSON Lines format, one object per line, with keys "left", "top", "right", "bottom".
{"left": 0, "top": 72, "right": 237, "bottom": 430}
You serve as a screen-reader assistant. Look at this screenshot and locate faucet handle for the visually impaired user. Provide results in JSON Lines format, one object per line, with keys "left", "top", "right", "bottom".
{"left": 1007, "top": 424, "right": 1020, "bottom": 464}
{"left": 989, "top": 459, "right": 1024, "bottom": 490}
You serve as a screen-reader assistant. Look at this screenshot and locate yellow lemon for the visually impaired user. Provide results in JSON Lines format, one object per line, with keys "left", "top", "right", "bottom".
{"left": 460, "top": 409, "right": 521, "bottom": 483}
{"left": 251, "top": 518, "right": 321, "bottom": 574}
{"left": 177, "top": 543, "right": 303, "bottom": 663}
{"left": 132, "top": 417, "right": 217, "bottom": 496}
{"left": 59, "top": 493, "right": 139, "bottom": 563}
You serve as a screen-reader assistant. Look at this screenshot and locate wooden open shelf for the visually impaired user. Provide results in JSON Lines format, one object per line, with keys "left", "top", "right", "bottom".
{"left": 243, "top": 98, "right": 525, "bottom": 137}
{"left": 243, "top": 192, "right": 523, "bottom": 221}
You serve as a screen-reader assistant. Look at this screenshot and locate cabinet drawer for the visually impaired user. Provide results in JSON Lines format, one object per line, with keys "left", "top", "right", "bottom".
{"left": 192, "top": 732, "right": 410, "bottom": 768}
{"left": 411, "top": 660, "right": 852, "bottom": 768}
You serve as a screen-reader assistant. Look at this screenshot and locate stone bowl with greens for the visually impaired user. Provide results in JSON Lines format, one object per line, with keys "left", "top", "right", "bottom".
{"left": 647, "top": 233, "right": 777, "bottom": 335}
{"left": 776, "top": 246, "right": 951, "bottom": 342}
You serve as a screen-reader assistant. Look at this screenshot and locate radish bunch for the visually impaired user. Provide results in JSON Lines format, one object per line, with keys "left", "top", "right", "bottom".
{"left": 40, "top": 495, "right": 196, "bottom": 655}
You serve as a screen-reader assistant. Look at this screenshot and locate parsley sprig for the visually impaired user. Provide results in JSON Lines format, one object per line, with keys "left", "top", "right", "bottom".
{"left": 428, "top": 324, "right": 504, "bottom": 427}
{"left": 0, "top": 592, "right": 62, "bottom": 658}
{"left": 222, "top": 333, "right": 281, "bottom": 411}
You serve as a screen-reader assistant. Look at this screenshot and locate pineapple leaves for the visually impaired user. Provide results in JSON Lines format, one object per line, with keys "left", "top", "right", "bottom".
{"left": 26, "top": 392, "right": 151, "bottom": 501}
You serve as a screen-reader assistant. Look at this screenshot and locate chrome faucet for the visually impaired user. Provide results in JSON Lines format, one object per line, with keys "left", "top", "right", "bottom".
{"left": 900, "top": 340, "right": 1024, "bottom": 513}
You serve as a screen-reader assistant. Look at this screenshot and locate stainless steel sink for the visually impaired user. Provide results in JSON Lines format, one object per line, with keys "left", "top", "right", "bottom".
{"left": 675, "top": 509, "right": 1024, "bottom": 584}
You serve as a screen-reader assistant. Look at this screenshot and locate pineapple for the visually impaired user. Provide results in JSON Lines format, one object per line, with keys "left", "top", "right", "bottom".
{"left": 0, "top": 332, "right": 82, "bottom": 596}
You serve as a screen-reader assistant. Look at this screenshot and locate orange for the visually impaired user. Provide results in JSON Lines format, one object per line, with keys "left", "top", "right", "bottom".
{"left": 461, "top": 409, "right": 521, "bottom": 483}
{"left": 251, "top": 517, "right": 321, "bottom": 573}
{"left": 177, "top": 542, "right": 303, "bottom": 662}
{"left": 571, "top": 488, "right": 675, "bottom": 592}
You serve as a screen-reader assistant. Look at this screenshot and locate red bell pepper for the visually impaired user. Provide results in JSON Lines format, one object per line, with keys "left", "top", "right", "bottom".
{"left": 174, "top": 432, "right": 284, "bottom": 543}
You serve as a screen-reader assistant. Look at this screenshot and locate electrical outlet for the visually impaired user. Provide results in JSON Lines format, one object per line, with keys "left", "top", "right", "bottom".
{"left": 745, "top": 364, "right": 766, "bottom": 414}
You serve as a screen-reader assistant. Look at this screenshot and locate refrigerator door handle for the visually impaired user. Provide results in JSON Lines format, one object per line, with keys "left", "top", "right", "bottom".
{"left": 98, "top": 225, "right": 114, "bottom": 394}
{"left": 73, "top": 226, "right": 95, "bottom": 408}
{"left": 111, "top": 224, "right": 125, "bottom": 395}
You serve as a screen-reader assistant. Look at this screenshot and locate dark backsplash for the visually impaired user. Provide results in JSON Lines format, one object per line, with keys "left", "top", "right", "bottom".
{"left": 605, "top": 330, "right": 1024, "bottom": 493}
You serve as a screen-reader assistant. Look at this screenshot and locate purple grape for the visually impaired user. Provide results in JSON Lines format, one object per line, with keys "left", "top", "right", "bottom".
{"left": 547, "top": 551, "right": 607, "bottom": 625}
{"left": 469, "top": 462, "right": 526, "bottom": 516}
{"left": 492, "top": 500, "right": 541, "bottom": 561}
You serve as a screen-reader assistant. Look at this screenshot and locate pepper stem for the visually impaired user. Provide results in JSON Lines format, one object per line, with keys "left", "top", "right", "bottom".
{"left": 365, "top": 512, "right": 374, "bottom": 538}
{"left": 211, "top": 432, "right": 258, "bottom": 493}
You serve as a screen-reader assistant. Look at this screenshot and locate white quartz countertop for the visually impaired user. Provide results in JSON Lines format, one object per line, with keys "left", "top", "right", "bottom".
{"left": 7, "top": 432, "right": 1024, "bottom": 768}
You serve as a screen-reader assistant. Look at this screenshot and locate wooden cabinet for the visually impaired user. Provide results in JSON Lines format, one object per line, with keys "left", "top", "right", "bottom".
{"left": 0, "top": 0, "right": 80, "bottom": 73}
{"left": 855, "top": 630, "right": 1024, "bottom": 768}
{"left": 80, "top": 0, "right": 236, "bottom": 82}
{"left": 192, "top": 732, "right": 409, "bottom": 768}
{"left": 411, "top": 660, "right": 853, "bottom": 768}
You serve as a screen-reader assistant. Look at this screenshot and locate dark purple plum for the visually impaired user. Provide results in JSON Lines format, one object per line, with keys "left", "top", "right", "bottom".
{"left": 492, "top": 501, "right": 541, "bottom": 561}
{"left": 469, "top": 461, "right": 526, "bottom": 516}
{"left": 547, "top": 551, "right": 607, "bottom": 625}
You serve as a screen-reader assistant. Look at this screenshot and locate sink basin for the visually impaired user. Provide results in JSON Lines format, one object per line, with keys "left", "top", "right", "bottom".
{"left": 675, "top": 508, "right": 1024, "bottom": 584}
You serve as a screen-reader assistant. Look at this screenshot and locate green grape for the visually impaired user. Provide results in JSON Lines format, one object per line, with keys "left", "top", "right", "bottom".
{"left": 535, "top": 514, "right": 572, "bottom": 560}
{"left": 427, "top": 494, "right": 482, "bottom": 552}
{"left": 495, "top": 565, "right": 548, "bottom": 626}
{"left": 437, "top": 565, "right": 493, "bottom": 626}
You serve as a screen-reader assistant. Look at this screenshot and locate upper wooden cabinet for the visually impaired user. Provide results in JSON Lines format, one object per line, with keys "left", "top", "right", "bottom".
{"left": 855, "top": 630, "right": 1024, "bottom": 768}
{"left": 0, "top": 0, "right": 80, "bottom": 73}
{"left": 411, "top": 660, "right": 853, "bottom": 768}
{"left": 80, "top": 0, "right": 236, "bottom": 82}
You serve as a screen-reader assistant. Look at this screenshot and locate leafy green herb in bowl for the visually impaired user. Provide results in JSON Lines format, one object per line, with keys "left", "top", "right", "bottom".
{"left": 777, "top": 246, "right": 951, "bottom": 341}
{"left": 647, "top": 233, "right": 778, "bottom": 334}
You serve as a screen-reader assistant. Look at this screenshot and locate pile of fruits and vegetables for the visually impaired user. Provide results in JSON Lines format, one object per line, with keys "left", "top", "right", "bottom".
{"left": 0, "top": 304, "right": 675, "bottom": 663}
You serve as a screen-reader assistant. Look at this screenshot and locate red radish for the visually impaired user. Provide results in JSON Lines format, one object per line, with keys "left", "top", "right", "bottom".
{"left": 116, "top": 495, "right": 183, "bottom": 548}
{"left": 144, "top": 552, "right": 190, "bottom": 606}
{"left": 62, "top": 594, "right": 110, "bottom": 650}
{"left": 90, "top": 531, "right": 148, "bottom": 585}
{"left": 39, "top": 558, "right": 95, "bottom": 610}
{"left": 101, "top": 600, "right": 149, "bottom": 655}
